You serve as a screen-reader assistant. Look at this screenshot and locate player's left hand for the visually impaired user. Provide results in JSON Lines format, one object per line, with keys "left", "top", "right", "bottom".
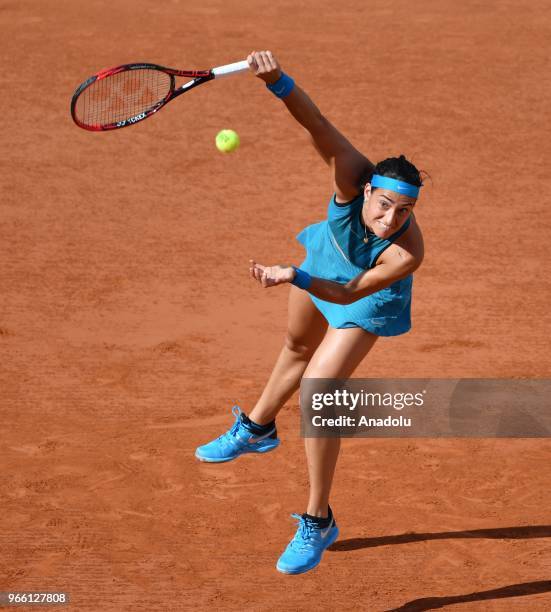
{"left": 249, "top": 260, "right": 295, "bottom": 287}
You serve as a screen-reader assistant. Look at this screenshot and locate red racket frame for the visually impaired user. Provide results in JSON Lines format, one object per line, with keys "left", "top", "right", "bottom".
{"left": 70, "top": 63, "right": 214, "bottom": 132}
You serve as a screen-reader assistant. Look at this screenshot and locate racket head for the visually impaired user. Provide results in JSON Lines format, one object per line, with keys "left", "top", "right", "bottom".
{"left": 71, "top": 63, "right": 177, "bottom": 131}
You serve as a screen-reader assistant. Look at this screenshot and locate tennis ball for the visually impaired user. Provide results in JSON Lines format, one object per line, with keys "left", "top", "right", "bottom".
{"left": 215, "top": 129, "right": 240, "bottom": 153}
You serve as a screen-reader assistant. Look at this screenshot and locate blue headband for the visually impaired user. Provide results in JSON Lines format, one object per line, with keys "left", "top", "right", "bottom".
{"left": 370, "top": 175, "right": 420, "bottom": 198}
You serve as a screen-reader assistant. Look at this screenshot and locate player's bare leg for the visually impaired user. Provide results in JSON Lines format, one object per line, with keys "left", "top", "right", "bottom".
{"left": 276, "top": 327, "right": 378, "bottom": 574}
{"left": 248, "top": 286, "right": 327, "bottom": 425}
{"left": 302, "top": 327, "right": 378, "bottom": 517}
{"left": 195, "top": 286, "right": 327, "bottom": 462}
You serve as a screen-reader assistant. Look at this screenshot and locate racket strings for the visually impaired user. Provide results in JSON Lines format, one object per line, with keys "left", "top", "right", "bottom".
{"left": 75, "top": 69, "right": 172, "bottom": 127}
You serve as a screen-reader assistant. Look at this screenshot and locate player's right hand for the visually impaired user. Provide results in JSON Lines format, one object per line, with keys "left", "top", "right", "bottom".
{"left": 247, "top": 50, "right": 282, "bottom": 85}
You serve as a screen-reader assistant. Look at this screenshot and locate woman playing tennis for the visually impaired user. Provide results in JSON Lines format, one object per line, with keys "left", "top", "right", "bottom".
{"left": 196, "top": 50, "right": 425, "bottom": 575}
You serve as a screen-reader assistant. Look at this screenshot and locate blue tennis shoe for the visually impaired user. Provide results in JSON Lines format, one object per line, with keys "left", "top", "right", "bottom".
{"left": 195, "top": 406, "right": 280, "bottom": 463}
{"left": 276, "top": 513, "right": 339, "bottom": 574}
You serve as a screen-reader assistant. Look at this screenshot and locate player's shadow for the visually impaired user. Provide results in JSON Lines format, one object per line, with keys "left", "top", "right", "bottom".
{"left": 330, "top": 527, "right": 551, "bottom": 611}
{"left": 330, "top": 524, "right": 551, "bottom": 551}
{"left": 385, "top": 580, "right": 551, "bottom": 611}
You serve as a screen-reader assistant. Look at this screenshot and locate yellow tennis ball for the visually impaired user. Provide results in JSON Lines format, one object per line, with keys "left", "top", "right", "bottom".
{"left": 215, "top": 129, "right": 240, "bottom": 153}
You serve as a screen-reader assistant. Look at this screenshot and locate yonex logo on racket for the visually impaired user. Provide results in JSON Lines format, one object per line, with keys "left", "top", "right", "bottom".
{"left": 116, "top": 112, "right": 147, "bottom": 128}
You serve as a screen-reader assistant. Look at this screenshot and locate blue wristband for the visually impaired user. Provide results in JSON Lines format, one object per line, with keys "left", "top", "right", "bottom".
{"left": 291, "top": 267, "right": 312, "bottom": 290}
{"left": 266, "top": 72, "right": 295, "bottom": 99}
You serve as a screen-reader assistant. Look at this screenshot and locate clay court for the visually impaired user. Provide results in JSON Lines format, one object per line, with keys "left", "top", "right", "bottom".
{"left": 2, "top": 0, "right": 550, "bottom": 609}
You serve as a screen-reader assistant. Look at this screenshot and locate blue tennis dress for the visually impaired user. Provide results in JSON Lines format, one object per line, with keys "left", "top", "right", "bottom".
{"left": 297, "top": 193, "right": 413, "bottom": 336}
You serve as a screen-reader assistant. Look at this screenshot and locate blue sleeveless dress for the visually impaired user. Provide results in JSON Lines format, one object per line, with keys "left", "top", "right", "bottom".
{"left": 296, "top": 193, "right": 413, "bottom": 336}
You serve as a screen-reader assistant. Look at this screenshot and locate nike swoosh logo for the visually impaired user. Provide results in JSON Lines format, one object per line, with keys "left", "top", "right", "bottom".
{"left": 320, "top": 519, "right": 334, "bottom": 538}
{"left": 247, "top": 428, "right": 276, "bottom": 443}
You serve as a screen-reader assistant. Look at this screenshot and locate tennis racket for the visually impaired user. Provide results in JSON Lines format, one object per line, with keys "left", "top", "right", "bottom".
{"left": 71, "top": 60, "right": 249, "bottom": 131}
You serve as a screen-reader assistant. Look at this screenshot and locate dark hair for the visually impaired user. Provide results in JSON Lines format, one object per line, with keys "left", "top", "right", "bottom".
{"left": 362, "top": 154, "right": 426, "bottom": 192}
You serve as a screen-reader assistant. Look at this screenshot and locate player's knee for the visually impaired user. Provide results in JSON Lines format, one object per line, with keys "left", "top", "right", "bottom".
{"left": 285, "top": 331, "right": 316, "bottom": 358}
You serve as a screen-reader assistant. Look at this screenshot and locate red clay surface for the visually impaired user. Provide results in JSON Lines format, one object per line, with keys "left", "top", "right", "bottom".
{"left": 2, "top": 0, "right": 551, "bottom": 610}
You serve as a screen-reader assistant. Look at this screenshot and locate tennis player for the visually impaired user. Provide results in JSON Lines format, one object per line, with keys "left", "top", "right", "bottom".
{"left": 196, "top": 50, "right": 425, "bottom": 575}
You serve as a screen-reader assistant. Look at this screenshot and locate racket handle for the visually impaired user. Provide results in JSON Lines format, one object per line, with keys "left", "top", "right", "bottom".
{"left": 212, "top": 60, "right": 249, "bottom": 78}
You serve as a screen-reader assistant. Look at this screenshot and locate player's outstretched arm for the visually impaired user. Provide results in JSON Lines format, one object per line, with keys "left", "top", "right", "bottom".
{"left": 248, "top": 50, "right": 374, "bottom": 202}
{"left": 250, "top": 260, "right": 416, "bottom": 304}
{"left": 249, "top": 234, "right": 423, "bottom": 304}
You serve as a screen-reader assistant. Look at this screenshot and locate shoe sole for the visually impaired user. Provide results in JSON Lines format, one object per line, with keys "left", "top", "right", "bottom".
{"left": 276, "top": 527, "right": 340, "bottom": 575}
{"left": 195, "top": 440, "right": 280, "bottom": 463}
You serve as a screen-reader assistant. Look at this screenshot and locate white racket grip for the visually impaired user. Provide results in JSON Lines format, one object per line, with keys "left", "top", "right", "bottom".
{"left": 212, "top": 60, "right": 249, "bottom": 78}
